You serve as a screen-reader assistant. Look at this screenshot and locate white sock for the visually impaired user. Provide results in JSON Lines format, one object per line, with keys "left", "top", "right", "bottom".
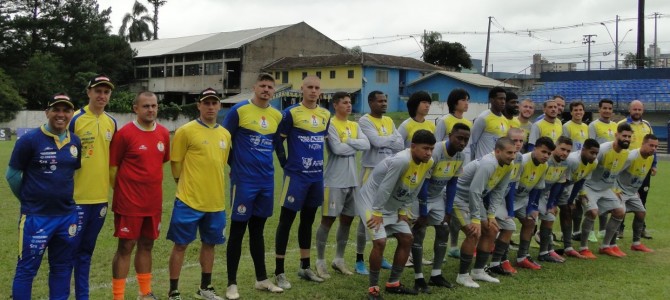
{"left": 633, "top": 241, "right": 641, "bottom": 246}
{"left": 539, "top": 251, "right": 548, "bottom": 255}
{"left": 414, "top": 273, "right": 424, "bottom": 279}
{"left": 489, "top": 261, "right": 500, "bottom": 267}
{"left": 565, "top": 247, "right": 574, "bottom": 252}
{"left": 430, "top": 269, "right": 441, "bottom": 277}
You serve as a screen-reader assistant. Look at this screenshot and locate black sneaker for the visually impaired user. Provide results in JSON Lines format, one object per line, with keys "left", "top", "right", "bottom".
{"left": 428, "top": 275, "right": 454, "bottom": 288}
{"left": 571, "top": 232, "right": 581, "bottom": 241}
{"left": 413, "top": 278, "right": 431, "bottom": 294}
{"left": 368, "top": 286, "right": 383, "bottom": 300}
{"left": 385, "top": 283, "right": 418, "bottom": 295}
{"left": 538, "top": 253, "right": 563, "bottom": 263}
{"left": 485, "top": 265, "right": 512, "bottom": 276}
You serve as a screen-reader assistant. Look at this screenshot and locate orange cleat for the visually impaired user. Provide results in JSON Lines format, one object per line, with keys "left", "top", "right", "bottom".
{"left": 598, "top": 247, "right": 624, "bottom": 258}
{"left": 578, "top": 249, "right": 597, "bottom": 259}
{"left": 630, "top": 244, "right": 654, "bottom": 253}
{"left": 610, "top": 245, "right": 627, "bottom": 257}
{"left": 501, "top": 260, "right": 518, "bottom": 274}
{"left": 564, "top": 249, "right": 587, "bottom": 259}
{"left": 516, "top": 257, "right": 542, "bottom": 270}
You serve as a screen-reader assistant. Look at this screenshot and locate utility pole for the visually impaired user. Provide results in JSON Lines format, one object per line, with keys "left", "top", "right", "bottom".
{"left": 615, "top": 15, "right": 619, "bottom": 69}
{"left": 637, "top": 0, "right": 645, "bottom": 69}
{"left": 484, "top": 16, "right": 492, "bottom": 76}
{"left": 583, "top": 34, "right": 597, "bottom": 71}
{"left": 653, "top": 12, "right": 661, "bottom": 67}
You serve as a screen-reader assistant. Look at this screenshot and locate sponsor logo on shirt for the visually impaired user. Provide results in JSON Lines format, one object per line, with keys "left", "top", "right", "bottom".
{"left": 70, "top": 145, "right": 78, "bottom": 157}
{"left": 139, "top": 145, "right": 147, "bottom": 151}
{"left": 121, "top": 227, "right": 130, "bottom": 233}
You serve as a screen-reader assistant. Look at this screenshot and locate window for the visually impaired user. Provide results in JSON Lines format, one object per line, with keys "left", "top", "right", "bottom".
{"left": 166, "top": 66, "right": 173, "bottom": 77}
{"left": 184, "top": 52, "right": 202, "bottom": 62}
{"left": 302, "top": 72, "right": 308, "bottom": 79}
{"left": 185, "top": 64, "right": 201, "bottom": 76}
{"left": 282, "top": 71, "right": 288, "bottom": 83}
{"left": 224, "top": 49, "right": 241, "bottom": 58}
{"left": 174, "top": 65, "right": 183, "bottom": 76}
{"left": 174, "top": 55, "right": 183, "bottom": 62}
{"left": 150, "top": 57, "right": 164, "bottom": 64}
{"left": 375, "top": 69, "right": 388, "bottom": 83}
{"left": 316, "top": 71, "right": 321, "bottom": 79}
{"left": 204, "top": 62, "right": 222, "bottom": 75}
{"left": 135, "top": 58, "right": 149, "bottom": 66}
{"left": 150, "top": 66, "right": 164, "bottom": 78}
{"left": 330, "top": 70, "right": 336, "bottom": 79}
{"left": 275, "top": 72, "right": 280, "bottom": 80}
{"left": 135, "top": 67, "right": 148, "bottom": 79}
{"left": 347, "top": 70, "right": 354, "bottom": 78}
{"left": 204, "top": 51, "right": 223, "bottom": 60}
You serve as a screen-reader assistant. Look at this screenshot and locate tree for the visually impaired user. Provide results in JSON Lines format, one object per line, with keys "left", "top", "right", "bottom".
{"left": 0, "top": 67, "right": 26, "bottom": 122}
{"left": 421, "top": 31, "right": 442, "bottom": 49}
{"left": 146, "top": 0, "right": 166, "bottom": 40}
{"left": 118, "top": 0, "right": 153, "bottom": 42}
{"left": 348, "top": 45, "right": 362, "bottom": 55}
{"left": 15, "top": 51, "right": 65, "bottom": 109}
{"left": 623, "top": 52, "right": 652, "bottom": 68}
{"left": 423, "top": 41, "right": 473, "bottom": 71}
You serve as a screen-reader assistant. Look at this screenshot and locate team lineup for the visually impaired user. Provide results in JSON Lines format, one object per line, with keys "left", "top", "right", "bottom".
{"left": 6, "top": 73, "right": 659, "bottom": 300}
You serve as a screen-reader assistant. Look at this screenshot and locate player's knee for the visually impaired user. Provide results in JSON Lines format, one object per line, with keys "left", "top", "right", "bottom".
{"left": 117, "top": 239, "right": 137, "bottom": 255}
{"left": 320, "top": 216, "right": 336, "bottom": 228}
{"left": 586, "top": 210, "right": 598, "bottom": 220}
{"left": 397, "top": 233, "right": 413, "bottom": 246}
{"left": 372, "top": 238, "right": 386, "bottom": 249}
{"left": 172, "top": 244, "right": 188, "bottom": 253}
{"left": 636, "top": 211, "right": 646, "bottom": 219}
{"left": 612, "top": 208, "right": 625, "bottom": 219}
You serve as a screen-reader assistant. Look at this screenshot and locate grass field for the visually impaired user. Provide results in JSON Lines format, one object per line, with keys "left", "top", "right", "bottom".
{"left": 1, "top": 135, "right": 670, "bottom": 300}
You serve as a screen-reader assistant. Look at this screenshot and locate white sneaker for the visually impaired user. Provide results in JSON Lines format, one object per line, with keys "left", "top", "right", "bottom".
{"left": 274, "top": 273, "right": 292, "bottom": 290}
{"left": 225, "top": 285, "right": 239, "bottom": 300}
{"left": 456, "top": 273, "right": 480, "bottom": 288}
{"left": 331, "top": 260, "right": 353, "bottom": 275}
{"left": 471, "top": 269, "right": 500, "bottom": 283}
{"left": 315, "top": 260, "right": 331, "bottom": 279}
{"left": 405, "top": 255, "right": 414, "bottom": 267}
{"left": 297, "top": 268, "right": 324, "bottom": 282}
{"left": 422, "top": 258, "right": 433, "bottom": 265}
{"left": 255, "top": 279, "right": 283, "bottom": 293}
{"left": 195, "top": 285, "right": 224, "bottom": 300}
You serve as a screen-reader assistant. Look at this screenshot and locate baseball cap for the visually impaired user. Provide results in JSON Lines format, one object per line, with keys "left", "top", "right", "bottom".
{"left": 87, "top": 74, "right": 115, "bottom": 89}
{"left": 198, "top": 87, "right": 221, "bottom": 102}
{"left": 48, "top": 93, "right": 75, "bottom": 109}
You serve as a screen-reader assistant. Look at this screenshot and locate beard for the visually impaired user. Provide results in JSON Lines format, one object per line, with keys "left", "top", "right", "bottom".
{"left": 618, "top": 140, "right": 630, "bottom": 149}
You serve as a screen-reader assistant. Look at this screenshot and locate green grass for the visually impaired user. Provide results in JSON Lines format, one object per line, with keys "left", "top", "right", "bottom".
{"left": 1, "top": 137, "right": 670, "bottom": 299}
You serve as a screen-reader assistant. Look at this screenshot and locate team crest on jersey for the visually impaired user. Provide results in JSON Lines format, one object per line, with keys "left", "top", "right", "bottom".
{"left": 608, "top": 129, "right": 613, "bottom": 138}
{"left": 68, "top": 224, "right": 77, "bottom": 237}
{"left": 500, "top": 122, "right": 506, "bottom": 133}
{"left": 380, "top": 125, "right": 388, "bottom": 136}
{"left": 99, "top": 206, "right": 107, "bottom": 218}
{"left": 442, "top": 163, "right": 451, "bottom": 175}
{"left": 70, "top": 145, "right": 78, "bottom": 158}
{"left": 311, "top": 115, "right": 319, "bottom": 127}
{"left": 106, "top": 129, "right": 112, "bottom": 141}
{"left": 220, "top": 140, "right": 227, "bottom": 149}
{"left": 157, "top": 141, "right": 165, "bottom": 152}
{"left": 346, "top": 126, "right": 352, "bottom": 137}
{"left": 529, "top": 171, "right": 536, "bottom": 182}
{"left": 580, "top": 130, "right": 585, "bottom": 138}
{"left": 410, "top": 171, "right": 418, "bottom": 184}
{"left": 302, "top": 157, "right": 313, "bottom": 169}
{"left": 287, "top": 195, "right": 295, "bottom": 203}
{"left": 640, "top": 165, "right": 646, "bottom": 175}
{"left": 260, "top": 116, "right": 268, "bottom": 129}
{"left": 612, "top": 158, "right": 619, "bottom": 169}
{"left": 395, "top": 188, "right": 409, "bottom": 198}
{"left": 551, "top": 130, "right": 556, "bottom": 139}
{"left": 250, "top": 135, "right": 261, "bottom": 146}
{"left": 237, "top": 204, "right": 247, "bottom": 214}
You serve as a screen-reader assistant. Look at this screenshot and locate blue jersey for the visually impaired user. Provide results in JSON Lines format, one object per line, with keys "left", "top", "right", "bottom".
{"left": 223, "top": 99, "right": 282, "bottom": 183}
{"left": 277, "top": 102, "right": 330, "bottom": 181}
{"left": 9, "top": 126, "right": 82, "bottom": 216}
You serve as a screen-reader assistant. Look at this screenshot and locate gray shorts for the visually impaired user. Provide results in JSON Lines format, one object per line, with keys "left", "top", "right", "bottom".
{"left": 496, "top": 216, "right": 517, "bottom": 231}
{"left": 359, "top": 210, "right": 412, "bottom": 241}
{"left": 538, "top": 194, "right": 556, "bottom": 222}
{"left": 582, "top": 186, "right": 623, "bottom": 214}
{"left": 322, "top": 187, "right": 357, "bottom": 217}
{"left": 622, "top": 194, "right": 646, "bottom": 213}
{"left": 410, "top": 198, "right": 446, "bottom": 226}
{"left": 556, "top": 184, "right": 573, "bottom": 206}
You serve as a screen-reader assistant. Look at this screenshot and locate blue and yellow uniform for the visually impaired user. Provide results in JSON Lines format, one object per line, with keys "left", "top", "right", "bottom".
{"left": 398, "top": 118, "right": 436, "bottom": 147}
{"left": 434, "top": 114, "right": 473, "bottom": 142}
{"left": 223, "top": 99, "right": 282, "bottom": 221}
{"left": 470, "top": 110, "right": 509, "bottom": 160}
{"left": 529, "top": 119, "right": 563, "bottom": 145}
{"left": 588, "top": 119, "right": 617, "bottom": 144}
{"left": 275, "top": 103, "right": 331, "bottom": 211}
{"left": 562, "top": 120, "right": 589, "bottom": 151}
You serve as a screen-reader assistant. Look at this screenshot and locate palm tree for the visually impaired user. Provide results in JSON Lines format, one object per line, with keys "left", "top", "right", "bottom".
{"left": 118, "top": 0, "right": 153, "bottom": 42}
{"left": 147, "top": 0, "right": 167, "bottom": 40}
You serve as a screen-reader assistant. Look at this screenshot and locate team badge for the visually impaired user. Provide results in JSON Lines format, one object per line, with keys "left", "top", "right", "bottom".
{"left": 70, "top": 145, "right": 78, "bottom": 158}
{"left": 220, "top": 140, "right": 227, "bottom": 149}
{"left": 68, "top": 224, "right": 77, "bottom": 237}
{"left": 260, "top": 116, "right": 268, "bottom": 129}
{"left": 580, "top": 130, "right": 585, "bottom": 138}
{"left": 106, "top": 129, "right": 112, "bottom": 141}
{"left": 237, "top": 204, "right": 247, "bottom": 214}
{"left": 346, "top": 126, "right": 352, "bottom": 138}
{"left": 311, "top": 115, "right": 318, "bottom": 127}
{"left": 380, "top": 125, "right": 388, "bottom": 136}
{"left": 612, "top": 158, "right": 619, "bottom": 169}
{"left": 551, "top": 129, "right": 556, "bottom": 139}
{"left": 443, "top": 163, "right": 451, "bottom": 174}
{"left": 50, "top": 165, "right": 57, "bottom": 171}
{"left": 640, "top": 165, "right": 646, "bottom": 175}
{"left": 529, "top": 171, "right": 536, "bottom": 182}
{"left": 157, "top": 141, "right": 165, "bottom": 152}
{"left": 410, "top": 171, "right": 418, "bottom": 184}
{"left": 287, "top": 195, "right": 295, "bottom": 203}
{"left": 500, "top": 122, "right": 506, "bottom": 133}
{"left": 100, "top": 206, "right": 107, "bottom": 218}
{"left": 302, "top": 157, "right": 313, "bottom": 169}
{"left": 608, "top": 129, "right": 613, "bottom": 138}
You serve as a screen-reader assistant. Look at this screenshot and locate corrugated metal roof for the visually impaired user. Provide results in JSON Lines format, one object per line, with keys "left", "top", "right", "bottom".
{"left": 263, "top": 52, "right": 442, "bottom": 71}
{"left": 408, "top": 71, "right": 518, "bottom": 89}
{"left": 131, "top": 24, "right": 293, "bottom": 58}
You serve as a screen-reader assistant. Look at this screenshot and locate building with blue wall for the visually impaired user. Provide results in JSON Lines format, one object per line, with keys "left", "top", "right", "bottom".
{"left": 407, "top": 71, "right": 518, "bottom": 105}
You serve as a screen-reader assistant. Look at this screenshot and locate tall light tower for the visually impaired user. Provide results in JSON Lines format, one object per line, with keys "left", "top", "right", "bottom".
{"left": 583, "top": 34, "right": 597, "bottom": 71}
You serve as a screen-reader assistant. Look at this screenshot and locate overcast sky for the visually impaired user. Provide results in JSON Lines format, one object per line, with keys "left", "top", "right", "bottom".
{"left": 98, "top": 0, "right": 670, "bottom": 74}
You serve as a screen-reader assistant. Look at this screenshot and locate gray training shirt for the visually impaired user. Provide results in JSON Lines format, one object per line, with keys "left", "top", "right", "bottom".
{"left": 454, "top": 152, "right": 512, "bottom": 221}
{"left": 358, "top": 114, "right": 405, "bottom": 168}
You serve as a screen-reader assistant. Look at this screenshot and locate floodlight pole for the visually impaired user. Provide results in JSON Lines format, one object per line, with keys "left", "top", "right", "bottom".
{"left": 484, "top": 16, "right": 492, "bottom": 76}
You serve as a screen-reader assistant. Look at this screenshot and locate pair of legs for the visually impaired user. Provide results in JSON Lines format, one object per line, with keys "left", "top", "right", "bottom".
{"left": 365, "top": 214, "right": 414, "bottom": 296}
{"left": 315, "top": 186, "right": 358, "bottom": 276}
{"left": 72, "top": 203, "right": 108, "bottom": 300}
{"left": 454, "top": 209, "right": 499, "bottom": 287}
{"left": 410, "top": 198, "right": 451, "bottom": 289}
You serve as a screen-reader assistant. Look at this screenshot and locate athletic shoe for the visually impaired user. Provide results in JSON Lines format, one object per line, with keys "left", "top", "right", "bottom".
{"left": 456, "top": 274, "right": 480, "bottom": 288}
{"left": 225, "top": 285, "right": 239, "bottom": 300}
{"left": 578, "top": 249, "right": 597, "bottom": 259}
{"left": 315, "top": 261, "right": 331, "bottom": 279}
{"left": 405, "top": 255, "right": 414, "bottom": 267}
{"left": 194, "top": 285, "right": 224, "bottom": 300}
{"left": 549, "top": 251, "right": 566, "bottom": 262}
{"left": 355, "top": 261, "right": 369, "bottom": 275}
{"left": 255, "top": 279, "right": 283, "bottom": 293}
{"left": 516, "top": 257, "right": 542, "bottom": 270}
{"left": 448, "top": 247, "right": 460, "bottom": 258}
{"left": 533, "top": 232, "right": 541, "bottom": 245}
{"left": 298, "top": 268, "right": 324, "bottom": 282}
{"left": 630, "top": 243, "right": 654, "bottom": 253}
{"left": 538, "top": 253, "right": 563, "bottom": 263}
{"left": 486, "top": 265, "right": 512, "bottom": 276}
{"left": 641, "top": 230, "right": 653, "bottom": 239}
{"left": 137, "top": 292, "right": 158, "bottom": 300}
{"left": 167, "top": 290, "right": 182, "bottom": 300}
{"left": 367, "top": 286, "right": 383, "bottom": 300}
{"left": 571, "top": 232, "right": 581, "bottom": 241}
{"left": 597, "top": 230, "right": 606, "bottom": 239}
{"left": 564, "top": 249, "right": 587, "bottom": 259}
{"left": 611, "top": 245, "right": 627, "bottom": 257}
{"left": 617, "top": 230, "right": 624, "bottom": 240}
{"left": 385, "top": 282, "right": 418, "bottom": 295}
{"left": 413, "top": 278, "right": 431, "bottom": 294}
{"left": 381, "top": 258, "right": 393, "bottom": 270}
{"left": 588, "top": 231, "right": 598, "bottom": 242}
{"left": 274, "top": 273, "right": 292, "bottom": 290}
{"left": 471, "top": 269, "right": 500, "bottom": 283}
{"left": 428, "top": 275, "right": 454, "bottom": 288}
{"left": 501, "top": 260, "right": 517, "bottom": 274}
{"left": 331, "top": 261, "right": 353, "bottom": 275}
{"left": 422, "top": 258, "right": 433, "bottom": 265}
{"left": 598, "top": 247, "right": 624, "bottom": 258}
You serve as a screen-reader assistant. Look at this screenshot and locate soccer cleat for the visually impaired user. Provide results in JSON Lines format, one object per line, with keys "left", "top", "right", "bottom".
{"left": 588, "top": 231, "right": 598, "bottom": 242}
{"left": 501, "top": 260, "right": 518, "bottom": 274}
{"left": 385, "top": 282, "right": 418, "bottom": 295}
{"left": 331, "top": 261, "right": 354, "bottom": 275}
{"left": 194, "top": 285, "right": 224, "bottom": 300}
{"left": 578, "top": 249, "right": 597, "bottom": 259}
{"left": 516, "top": 257, "right": 542, "bottom": 270}
{"left": 471, "top": 269, "right": 500, "bottom": 283}
{"left": 448, "top": 247, "right": 461, "bottom": 258}
{"left": 571, "top": 232, "right": 581, "bottom": 241}
{"left": 367, "top": 286, "right": 383, "bottom": 300}
{"left": 298, "top": 268, "right": 324, "bottom": 282}
{"left": 538, "top": 253, "right": 563, "bottom": 263}
{"left": 274, "top": 273, "right": 292, "bottom": 290}
{"left": 315, "top": 260, "right": 331, "bottom": 279}
{"left": 598, "top": 247, "right": 624, "bottom": 258}
{"left": 549, "top": 251, "right": 566, "bottom": 262}
{"left": 167, "top": 290, "right": 182, "bottom": 300}
{"left": 137, "top": 292, "right": 158, "bottom": 300}
{"left": 428, "top": 275, "right": 454, "bottom": 288}
{"left": 355, "top": 261, "right": 369, "bottom": 275}
{"left": 381, "top": 258, "right": 393, "bottom": 270}
{"left": 610, "top": 245, "right": 627, "bottom": 257}
{"left": 456, "top": 273, "right": 480, "bottom": 288}
{"left": 630, "top": 243, "right": 654, "bottom": 253}
{"left": 225, "top": 285, "right": 239, "bottom": 300}
{"left": 405, "top": 255, "right": 414, "bottom": 267}
{"left": 422, "top": 258, "right": 433, "bottom": 265}
{"left": 564, "top": 249, "right": 587, "bottom": 259}
{"left": 255, "top": 279, "right": 283, "bottom": 293}
{"left": 486, "top": 264, "right": 512, "bottom": 276}
{"left": 413, "top": 278, "right": 431, "bottom": 294}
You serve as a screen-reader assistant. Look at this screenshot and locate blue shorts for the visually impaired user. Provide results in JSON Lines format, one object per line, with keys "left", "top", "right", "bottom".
{"left": 166, "top": 199, "right": 226, "bottom": 245}
{"left": 230, "top": 181, "right": 274, "bottom": 221}
{"left": 279, "top": 175, "right": 324, "bottom": 212}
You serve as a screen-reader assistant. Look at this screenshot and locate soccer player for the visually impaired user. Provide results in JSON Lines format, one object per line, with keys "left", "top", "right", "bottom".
{"left": 8, "top": 94, "right": 81, "bottom": 300}
{"left": 562, "top": 101, "right": 589, "bottom": 152}
{"left": 357, "top": 91, "right": 405, "bottom": 274}
{"left": 69, "top": 74, "right": 116, "bottom": 300}
{"left": 110, "top": 92, "right": 170, "bottom": 300}
{"left": 167, "top": 88, "right": 231, "bottom": 300}
{"left": 434, "top": 88, "right": 472, "bottom": 142}
{"left": 453, "top": 138, "right": 516, "bottom": 288}
{"left": 510, "top": 99, "right": 535, "bottom": 153}
{"left": 489, "top": 136, "right": 552, "bottom": 274}
{"left": 557, "top": 139, "right": 600, "bottom": 258}
{"left": 315, "top": 92, "right": 370, "bottom": 279}
{"left": 222, "top": 74, "right": 283, "bottom": 299}
{"left": 469, "top": 86, "right": 509, "bottom": 160}
{"left": 360, "top": 130, "right": 435, "bottom": 299}
{"left": 411, "top": 124, "right": 470, "bottom": 293}
{"left": 535, "top": 95, "right": 566, "bottom": 123}
{"left": 502, "top": 91, "right": 519, "bottom": 121}
{"left": 273, "top": 75, "right": 331, "bottom": 287}
{"left": 528, "top": 99, "right": 562, "bottom": 150}
{"left": 588, "top": 99, "right": 617, "bottom": 144}
{"left": 616, "top": 134, "right": 658, "bottom": 252}
{"left": 578, "top": 123, "right": 632, "bottom": 259}
{"left": 398, "top": 91, "right": 435, "bottom": 147}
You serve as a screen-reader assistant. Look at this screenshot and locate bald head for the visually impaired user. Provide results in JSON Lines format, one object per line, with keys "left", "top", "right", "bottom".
{"left": 629, "top": 100, "right": 644, "bottom": 121}
{"left": 301, "top": 75, "right": 321, "bottom": 105}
